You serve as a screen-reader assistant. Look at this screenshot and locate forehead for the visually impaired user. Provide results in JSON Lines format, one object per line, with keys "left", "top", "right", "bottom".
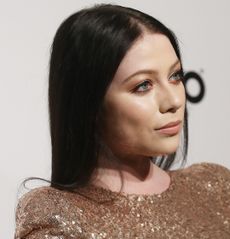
{"left": 113, "top": 33, "right": 178, "bottom": 83}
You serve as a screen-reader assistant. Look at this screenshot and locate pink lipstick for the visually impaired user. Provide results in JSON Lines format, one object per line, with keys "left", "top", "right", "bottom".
{"left": 156, "top": 120, "right": 181, "bottom": 135}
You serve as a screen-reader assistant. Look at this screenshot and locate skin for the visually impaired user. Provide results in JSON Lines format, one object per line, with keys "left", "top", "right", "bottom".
{"left": 93, "top": 33, "right": 186, "bottom": 195}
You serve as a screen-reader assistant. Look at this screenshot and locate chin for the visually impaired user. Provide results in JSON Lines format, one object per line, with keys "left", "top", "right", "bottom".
{"left": 147, "top": 131, "right": 181, "bottom": 154}
{"left": 149, "top": 142, "right": 180, "bottom": 156}
{"left": 161, "top": 147, "right": 178, "bottom": 155}
{"left": 163, "top": 143, "right": 180, "bottom": 155}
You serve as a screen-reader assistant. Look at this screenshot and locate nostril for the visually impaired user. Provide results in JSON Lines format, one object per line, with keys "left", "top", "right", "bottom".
{"left": 169, "top": 106, "right": 177, "bottom": 113}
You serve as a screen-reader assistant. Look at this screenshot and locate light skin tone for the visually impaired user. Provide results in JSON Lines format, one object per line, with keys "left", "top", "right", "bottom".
{"left": 93, "top": 32, "right": 186, "bottom": 195}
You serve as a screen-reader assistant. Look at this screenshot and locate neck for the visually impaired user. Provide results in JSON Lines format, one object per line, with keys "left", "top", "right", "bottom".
{"left": 92, "top": 154, "right": 171, "bottom": 195}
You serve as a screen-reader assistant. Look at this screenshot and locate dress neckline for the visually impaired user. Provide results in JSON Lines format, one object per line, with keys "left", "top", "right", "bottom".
{"left": 77, "top": 169, "right": 177, "bottom": 202}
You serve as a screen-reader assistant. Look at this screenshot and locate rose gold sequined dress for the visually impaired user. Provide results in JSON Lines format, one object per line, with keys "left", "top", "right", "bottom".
{"left": 14, "top": 162, "right": 230, "bottom": 238}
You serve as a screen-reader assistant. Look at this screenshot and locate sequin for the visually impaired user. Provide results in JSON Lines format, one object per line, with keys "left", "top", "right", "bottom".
{"left": 14, "top": 162, "right": 230, "bottom": 238}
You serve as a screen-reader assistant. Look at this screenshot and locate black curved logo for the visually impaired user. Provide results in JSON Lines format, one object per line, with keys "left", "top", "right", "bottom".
{"left": 184, "top": 71, "right": 205, "bottom": 103}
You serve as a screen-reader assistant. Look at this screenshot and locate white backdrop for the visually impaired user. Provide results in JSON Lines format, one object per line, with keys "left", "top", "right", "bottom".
{"left": 1, "top": 0, "right": 230, "bottom": 238}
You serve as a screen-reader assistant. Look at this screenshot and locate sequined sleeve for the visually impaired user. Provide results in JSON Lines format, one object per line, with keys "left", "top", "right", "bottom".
{"left": 190, "top": 162, "right": 230, "bottom": 190}
{"left": 14, "top": 162, "right": 230, "bottom": 238}
{"left": 185, "top": 162, "right": 230, "bottom": 214}
{"left": 14, "top": 187, "right": 83, "bottom": 239}
{"left": 196, "top": 162, "right": 230, "bottom": 200}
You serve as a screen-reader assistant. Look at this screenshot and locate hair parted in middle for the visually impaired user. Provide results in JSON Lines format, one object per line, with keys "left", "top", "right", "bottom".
{"left": 48, "top": 3, "right": 188, "bottom": 190}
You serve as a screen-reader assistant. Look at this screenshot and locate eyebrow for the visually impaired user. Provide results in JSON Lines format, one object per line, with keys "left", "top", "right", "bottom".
{"left": 122, "top": 59, "right": 181, "bottom": 84}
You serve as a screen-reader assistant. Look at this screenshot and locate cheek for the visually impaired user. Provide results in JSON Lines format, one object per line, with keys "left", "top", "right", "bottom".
{"left": 99, "top": 98, "right": 152, "bottom": 154}
{"left": 108, "top": 95, "right": 155, "bottom": 124}
{"left": 100, "top": 94, "right": 157, "bottom": 141}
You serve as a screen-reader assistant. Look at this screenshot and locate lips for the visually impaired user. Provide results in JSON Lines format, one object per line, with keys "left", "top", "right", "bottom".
{"left": 156, "top": 120, "right": 181, "bottom": 130}
{"left": 155, "top": 120, "right": 182, "bottom": 136}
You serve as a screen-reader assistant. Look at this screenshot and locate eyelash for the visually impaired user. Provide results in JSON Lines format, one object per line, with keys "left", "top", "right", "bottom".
{"left": 133, "top": 80, "right": 152, "bottom": 94}
{"left": 170, "top": 69, "right": 184, "bottom": 83}
{"left": 133, "top": 69, "right": 184, "bottom": 94}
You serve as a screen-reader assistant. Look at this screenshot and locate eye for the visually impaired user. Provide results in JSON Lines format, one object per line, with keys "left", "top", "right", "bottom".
{"left": 169, "top": 69, "right": 184, "bottom": 83}
{"left": 133, "top": 80, "right": 152, "bottom": 93}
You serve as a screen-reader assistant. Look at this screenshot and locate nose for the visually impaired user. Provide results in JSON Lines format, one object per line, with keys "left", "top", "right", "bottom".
{"left": 158, "top": 83, "right": 185, "bottom": 114}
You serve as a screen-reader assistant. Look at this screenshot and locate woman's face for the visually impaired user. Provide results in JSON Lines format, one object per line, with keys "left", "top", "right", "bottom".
{"left": 98, "top": 33, "right": 186, "bottom": 160}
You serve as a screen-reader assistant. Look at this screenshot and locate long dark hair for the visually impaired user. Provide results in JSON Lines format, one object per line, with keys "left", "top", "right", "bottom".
{"left": 48, "top": 4, "right": 188, "bottom": 191}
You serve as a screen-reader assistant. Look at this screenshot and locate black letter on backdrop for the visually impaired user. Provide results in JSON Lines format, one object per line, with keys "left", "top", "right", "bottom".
{"left": 184, "top": 71, "right": 205, "bottom": 103}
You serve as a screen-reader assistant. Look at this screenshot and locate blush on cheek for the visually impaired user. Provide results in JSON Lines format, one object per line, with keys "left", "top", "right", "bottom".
{"left": 119, "top": 98, "right": 153, "bottom": 122}
{"left": 100, "top": 93, "right": 155, "bottom": 151}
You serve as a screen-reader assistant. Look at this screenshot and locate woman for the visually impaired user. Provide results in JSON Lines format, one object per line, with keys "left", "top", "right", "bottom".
{"left": 14, "top": 3, "right": 230, "bottom": 238}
